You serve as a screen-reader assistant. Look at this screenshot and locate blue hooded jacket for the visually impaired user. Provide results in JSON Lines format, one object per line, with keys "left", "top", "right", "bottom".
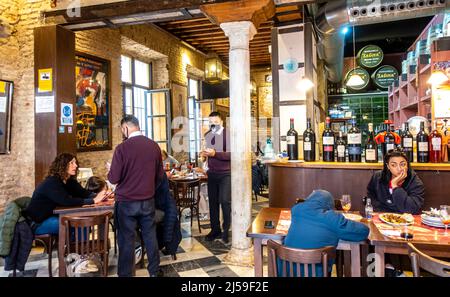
{"left": 282, "top": 190, "right": 369, "bottom": 276}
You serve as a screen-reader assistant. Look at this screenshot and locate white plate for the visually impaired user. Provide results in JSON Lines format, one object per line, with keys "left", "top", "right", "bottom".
{"left": 421, "top": 214, "right": 442, "bottom": 223}
{"left": 343, "top": 213, "right": 363, "bottom": 221}
{"left": 421, "top": 219, "right": 445, "bottom": 228}
{"left": 379, "top": 213, "right": 414, "bottom": 226}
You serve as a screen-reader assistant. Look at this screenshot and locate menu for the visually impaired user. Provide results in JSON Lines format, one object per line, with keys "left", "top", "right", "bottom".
{"left": 275, "top": 210, "right": 291, "bottom": 235}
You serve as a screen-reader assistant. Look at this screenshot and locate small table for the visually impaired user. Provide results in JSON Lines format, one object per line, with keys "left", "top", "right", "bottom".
{"left": 53, "top": 202, "right": 115, "bottom": 277}
{"left": 368, "top": 214, "right": 450, "bottom": 277}
{"left": 247, "top": 207, "right": 364, "bottom": 277}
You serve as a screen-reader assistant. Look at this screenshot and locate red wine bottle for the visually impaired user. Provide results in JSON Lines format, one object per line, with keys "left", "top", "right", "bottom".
{"left": 429, "top": 121, "right": 442, "bottom": 163}
{"left": 303, "top": 118, "right": 316, "bottom": 161}
{"left": 383, "top": 124, "right": 395, "bottom": 158}
{"left": 402, "top": 122, "right": 414, "bottom": 162}
{"left": 365, "top": 123, "right": 378, "bottom": 163}
{"left": 322, "top": 117, "right": 335, "bottom": 162}
{"left": 287, "top": 118, "right": 298, "bottom": 160}
{"left": 417, "top": 121, "right": 429, "bottom": 163}
{"left": 336, "top": 131, "right": 346, "bottom": 162}
{"left": 348, "top": 117, "right": 362, "bottom": 162}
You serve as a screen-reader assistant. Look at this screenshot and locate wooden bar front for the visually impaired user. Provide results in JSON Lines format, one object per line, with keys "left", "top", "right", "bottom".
{"left": 268, "top": 161, "right": 450, "bottom": 212}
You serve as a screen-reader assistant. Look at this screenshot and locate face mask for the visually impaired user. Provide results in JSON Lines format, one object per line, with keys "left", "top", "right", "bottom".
{"left": 210, "top": 124, "right": 216, "bottom": 131}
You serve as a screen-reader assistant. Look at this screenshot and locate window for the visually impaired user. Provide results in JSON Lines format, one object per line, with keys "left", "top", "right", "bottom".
{"left": 121, "top": 55, "right": 171, "bottom": 151}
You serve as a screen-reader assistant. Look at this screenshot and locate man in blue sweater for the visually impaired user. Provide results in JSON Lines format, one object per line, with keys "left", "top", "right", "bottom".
{"left": 284, "top": 189, "right": 369, "bottom": 276}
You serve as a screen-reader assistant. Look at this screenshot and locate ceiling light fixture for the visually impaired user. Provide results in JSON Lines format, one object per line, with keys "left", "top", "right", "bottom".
{"left": 427, "top": 70, "right": 449, "bottom": 86}
{"left": 346, "top": 0, "right": 364, "bottom": 88}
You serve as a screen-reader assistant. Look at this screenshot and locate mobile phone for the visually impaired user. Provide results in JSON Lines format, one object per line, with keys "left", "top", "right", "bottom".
{"left": 264, "top": 220, "right": 274, "bottom": 229}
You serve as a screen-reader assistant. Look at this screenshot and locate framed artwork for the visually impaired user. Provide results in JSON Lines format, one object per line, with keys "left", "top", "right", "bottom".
{"left": 75, "top": 52, "right": 112, "bottom": 151}
{"left": 171, "top": 83, "right": 188, "bottom": 118}
{"left": 0, "top": 80, "right": 13, "bottom": 154}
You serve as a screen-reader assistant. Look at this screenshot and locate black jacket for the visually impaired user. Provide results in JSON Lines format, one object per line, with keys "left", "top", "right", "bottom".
{"left": 155, "top": 174, "right": 181, "bottom": 255}
{"left": 367, "top": 170, "right": 425, "bottom": 214}
{"left": 23, "top": 176, "right": 94, "bottom": 223}
{"left": 4, "top": 221, "right": 34, "bottom": 272}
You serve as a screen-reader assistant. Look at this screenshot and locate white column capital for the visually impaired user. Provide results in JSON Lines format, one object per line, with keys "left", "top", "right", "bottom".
{"left": 220, "top": 21, "right": 257, "bottom": 50}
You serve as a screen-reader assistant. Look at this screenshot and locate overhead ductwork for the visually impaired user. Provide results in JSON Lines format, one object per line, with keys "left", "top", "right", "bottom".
{"left": 314, "top": 0, "right": 448, "bottom": 83}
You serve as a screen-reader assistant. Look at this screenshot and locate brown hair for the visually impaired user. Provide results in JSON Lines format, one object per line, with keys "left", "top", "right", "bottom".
{"left": 47, "top": 153, "right": 78, "bottom": 181}
{"left": 85, "top": 176, "right": 107, "bottom": 193}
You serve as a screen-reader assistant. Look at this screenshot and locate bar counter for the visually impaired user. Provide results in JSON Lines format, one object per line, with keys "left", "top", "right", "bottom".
{"left": 267, "top": 161, "right": 450, "bottom": 212}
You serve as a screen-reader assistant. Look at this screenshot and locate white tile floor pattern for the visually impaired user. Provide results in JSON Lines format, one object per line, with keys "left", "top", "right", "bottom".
{"left": 0, "top": 196, "right": 270, "bottom": 277}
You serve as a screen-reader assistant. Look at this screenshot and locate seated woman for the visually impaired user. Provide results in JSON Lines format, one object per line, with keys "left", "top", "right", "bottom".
{"left": 367, "top": 149, "right": 425, "bottom": 215}
{"left": 284, "top": 189, "right": 369, "bottom": 276}
{"left": 162, "top": 150, "right": 180, "bottom": 170}
{"left": 22, "top": 153, "right": 106, "bottom": 235}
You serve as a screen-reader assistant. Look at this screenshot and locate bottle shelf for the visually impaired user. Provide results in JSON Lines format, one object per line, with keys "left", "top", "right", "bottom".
{"left": 419, "top": 63, "right": 432, "bottom": 75}
{"left": 420, "top": 94, "right": 431, "bottom": 102}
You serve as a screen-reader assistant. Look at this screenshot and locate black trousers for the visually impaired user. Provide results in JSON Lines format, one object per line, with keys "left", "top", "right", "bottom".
{"left": 115, "top": 199, "right": 159, "bottom": 277}
{"left": 207, "top": 172, "right": 231, "bottom": 235}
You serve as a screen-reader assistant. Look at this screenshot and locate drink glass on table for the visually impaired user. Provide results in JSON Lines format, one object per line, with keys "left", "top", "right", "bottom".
{"left": 340, "top": 195, "right": 351, "bottom": 213}
{"left": 439, "top": 205, "right": 450, "bottom": 235}
{"left": 400, "top": 224, "right": 414, "bottom": 240}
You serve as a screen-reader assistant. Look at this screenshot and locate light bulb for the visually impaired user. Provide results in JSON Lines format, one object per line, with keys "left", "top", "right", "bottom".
{"left": 346, "top": 74, "right": 365, "bottom": 87}
{"left": 297, "top": 77, "right": 314, "bottom": 90}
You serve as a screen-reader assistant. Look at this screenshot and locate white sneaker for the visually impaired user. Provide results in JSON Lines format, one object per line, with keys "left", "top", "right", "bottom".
{"left": 135, "top": 246, "right": 142, "bottom": 264}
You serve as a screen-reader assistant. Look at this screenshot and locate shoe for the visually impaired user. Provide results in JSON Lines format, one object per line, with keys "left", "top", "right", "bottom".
{"left": 385, "top": 266, "right": 403, "bottom": 277}
{"left": 135, "top": 246, "right": 142, "bottom": 264}
{"left": 150, "top": 269, "right": 164, "bottom": 277}
{"left": 205, "top": 231, "right": 222, "bottom": 241}
{"left": 221, "top": 233, "right": 229, "bottom": 244}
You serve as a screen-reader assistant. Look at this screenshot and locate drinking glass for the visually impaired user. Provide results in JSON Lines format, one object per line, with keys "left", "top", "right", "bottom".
{"left": 341, "top": 195, "right": 351, "bottom": 213}
{"left": 439, "top": 205, "right": 450, "bottom": 235}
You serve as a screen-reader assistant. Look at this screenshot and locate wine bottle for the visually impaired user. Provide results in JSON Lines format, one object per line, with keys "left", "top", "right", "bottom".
{"left": 322, "top": 117, "right": 335, "bottom": 162}
{"left": 336, "top": 131, "right": 346, "bottom": 162}
{"left": 347, "top": 117, "right": 362, "bottom": 162}
{"left": 417, "top": 121, "right": 429, "bottom": 163}
{"left": 383, "top": 124, "right": 395, "bottom": 158}
{"left": 303, "top": 118, "right": 316, "bottom": 161}
{"left": 402, "top": 122, "right": 414, "bottom": 162}
{"left": 287, "top": 118, "right": 298, "bottom": 160}
{"left": 429, "top": 121, "right": 442, "bottom": 163}
{"left": 365, "top": 123, "right": 378, "bottom": 163}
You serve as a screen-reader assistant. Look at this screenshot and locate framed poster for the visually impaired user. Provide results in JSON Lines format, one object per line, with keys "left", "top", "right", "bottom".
{"left": 75, "top": 52, "right": 112, "bottom": 151}
{"left": 171, "top": 83, "right": 188, "bottom": 118}
{"left": 0, "top": 80, "right": 13, "bottom": 154}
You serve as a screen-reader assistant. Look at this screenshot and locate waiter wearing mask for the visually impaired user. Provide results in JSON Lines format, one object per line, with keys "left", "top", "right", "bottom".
{"left": 200, "top": 112, "right": 231, "bottom": 244}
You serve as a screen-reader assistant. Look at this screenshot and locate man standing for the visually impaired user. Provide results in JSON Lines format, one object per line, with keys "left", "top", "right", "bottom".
{"left": 200, "top": 112, "right": 231, "bottom": 244}
{"left": 108, "top": 115, "right": 164, "bottom": 277}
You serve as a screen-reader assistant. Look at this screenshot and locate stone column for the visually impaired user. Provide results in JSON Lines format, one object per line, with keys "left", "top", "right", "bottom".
{"left": 220, "top": 21, "right": 256, "bottom": 267}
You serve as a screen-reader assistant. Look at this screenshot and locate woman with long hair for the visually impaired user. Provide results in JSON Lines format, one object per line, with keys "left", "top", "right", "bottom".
{"left": 366, "top": 149, "right": 425, "bottom": 214}
{"left": 23, "top": 153, "right": 107, "bottom": 235}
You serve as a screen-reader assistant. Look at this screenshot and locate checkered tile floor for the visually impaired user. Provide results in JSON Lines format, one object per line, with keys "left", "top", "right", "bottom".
{"left": 0, "top": 196, "right": 269, "bottom": 277}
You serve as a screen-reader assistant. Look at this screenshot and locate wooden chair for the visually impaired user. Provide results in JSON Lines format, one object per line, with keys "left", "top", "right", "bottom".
{"left": 407, "top": 243, "right": 450, "bottom": 277}
{"left": 267, "top": 239, "right": 336, "bottom": 277}
{"left": 170, "top": 179, "right": 201, "bottom": 234}
{"left": 60, "top": 211, "right": 112, "bottom": 277}
{"left": 34, "top": 233, "right": 57, "bottom": 277}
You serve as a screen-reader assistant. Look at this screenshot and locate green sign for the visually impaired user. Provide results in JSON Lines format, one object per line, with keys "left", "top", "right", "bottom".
{"left": 372, "top": 65, "right": 399, "bottom": 89}
{"left": 357, "top": 45, "right": 384, "bottom": 68}
{"left": 344, "top": 67, "right": 370, "bottom": 91}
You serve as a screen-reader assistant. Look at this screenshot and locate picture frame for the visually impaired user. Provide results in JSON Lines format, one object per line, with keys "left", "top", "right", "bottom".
{"left": 0, "top": 80, "right": 13, "bottom": 154}
{"left": 75, "top": 52, "right": 112, "bottom": 152}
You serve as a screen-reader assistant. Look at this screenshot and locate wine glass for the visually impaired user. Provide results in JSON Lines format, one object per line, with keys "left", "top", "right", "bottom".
{"left": 439, "top": 205, "right": 450, "bottom": 235}
{"left": 340, "top": 195, "right": 352, "bottom": 213}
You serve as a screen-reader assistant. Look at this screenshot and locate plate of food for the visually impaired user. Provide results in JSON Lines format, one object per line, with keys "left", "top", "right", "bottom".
{"left": 379, "top": 213, "right": 414, "bottom": 226}
{"left": 342, "top": 213, "right": 363, "bottom": 221}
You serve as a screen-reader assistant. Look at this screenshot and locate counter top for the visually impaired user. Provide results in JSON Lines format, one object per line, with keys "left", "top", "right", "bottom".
{"left": 266, "top": 161, "right": 450, "bottom": 171}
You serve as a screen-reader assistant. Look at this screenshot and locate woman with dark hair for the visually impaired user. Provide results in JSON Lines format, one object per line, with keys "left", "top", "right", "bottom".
{"left": 23, "top": 153, "right": 107, "bottom": 235}
{"left": 85, "top": 176, "right": 107, "bottom": 194}
{"left": 367, "top": 149, "right": 425, "bottom": 214}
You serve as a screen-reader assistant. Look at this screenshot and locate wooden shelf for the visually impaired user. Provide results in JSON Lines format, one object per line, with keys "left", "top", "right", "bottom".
{"left": 266, "top": 161, "right": 450, "bottom": 171}
{"left": 404, "top": 101, "right": 418, "bottom": 110}
{"left": 409, "top": 75, "right": 417, "bottom": 84}
{"left": 420, "top": 94, "right": 431, "bottom": 102}
{"left": 419, "top": 63, "right": 432, "bottom": 75}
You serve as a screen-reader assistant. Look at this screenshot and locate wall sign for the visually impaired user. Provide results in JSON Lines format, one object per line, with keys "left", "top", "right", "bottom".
{"left": 372, "top": 65, "right": 399, "bottom": 89}
{"left": 344, "top": 67, "right": 370, "bottom": 91}
{"left": 38, "top": 68, "right": 53, "bottom": 93}
{"left": 61, "top": 103, "right": 73, "bottom": 126}
{"left": 283, "top": 58, "right": 299, "bottom": 73}
{"left": 357, "top": 45, "right": 384, "bottom": 68}
{"left": 35, "top": 96, "right": 55, "bottom": 113}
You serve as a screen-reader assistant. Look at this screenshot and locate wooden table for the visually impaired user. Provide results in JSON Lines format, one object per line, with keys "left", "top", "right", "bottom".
{"left": 368, "top": 214, "right": 450, "bottom": 277}
{"left": 53, "top": 202, "right": 115, "bottom": 277}
{"left": 246, "top": 207, "right": 364, "bottom": 277}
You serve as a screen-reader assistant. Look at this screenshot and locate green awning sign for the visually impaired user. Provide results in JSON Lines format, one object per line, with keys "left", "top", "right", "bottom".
{"left": 372, "top": 65, "right": 399, "bottom": 89}
{"left": 357, "top": 45, "right": 384, "bottom": 68}
{"left": 344, "top": 67, "right": 370, "bottom": 91}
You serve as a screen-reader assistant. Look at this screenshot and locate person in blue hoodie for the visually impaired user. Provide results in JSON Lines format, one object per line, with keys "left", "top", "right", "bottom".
{"left": 282, "top": 189, "right": 369, "bottom": 277}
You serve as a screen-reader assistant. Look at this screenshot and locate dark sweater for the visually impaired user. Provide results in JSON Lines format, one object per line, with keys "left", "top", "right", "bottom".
{"left": 23, "top": 176, "right": 94, "bottom": 223}
{"left": 108, "top": 135, "right": 164, "bottom": 202}
{"left": 367, "top": 170, "right": 425, "bottom": 214}
{"left": 204, "top": 129, "right": 231, "bottom": 173}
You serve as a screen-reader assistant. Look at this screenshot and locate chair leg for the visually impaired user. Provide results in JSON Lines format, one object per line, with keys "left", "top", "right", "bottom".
{"left": 196, "top": 206, "right": 201, "bottom": 234}
{"left": 113, "top": 226, "right": 117, "bottom": 255}
{"left": 48, "top": 236, "right": 53, "bottom": 277}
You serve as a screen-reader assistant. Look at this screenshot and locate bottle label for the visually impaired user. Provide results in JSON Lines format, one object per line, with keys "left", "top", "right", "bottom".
{"left": 337, "top": 145, "right": 345, "bottom": 157}
{"left": 418, "top": 142, "right": 428, "bottom": 152}
{"left": 323, "top": 136, "right": 334, "bottom": 145}
{"left": 403, "top": 138, "right": 413, "bottom": 148}
{"left": 366, "top": 149, "right": 376, "bottom": 161}
{"left": 348, "top": 146, "right": 361, "bottom": 155}
{"left": 432, "top": 138, "right": 441, "bottom": 151}
{"left": 324, "top": 145, "right": 334, "bottom": 152}
{"left": 386, "top": 143, "right": 395, "bottom": 152}
{"left": 287, "top": 136, "right": 296, "bottom": 145}
{"left": 304, "top": 142, "right": 312, "bottom": 151}
{"left": 347, "top": 133, "right": 361, "bottom": 144}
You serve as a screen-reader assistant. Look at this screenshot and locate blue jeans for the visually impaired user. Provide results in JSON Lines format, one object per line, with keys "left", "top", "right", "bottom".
{"left": 116, "top": 199, "right": 159, "bottom": 277}
{"left": 35, "top": 216, "right": 59, "bottom": 235}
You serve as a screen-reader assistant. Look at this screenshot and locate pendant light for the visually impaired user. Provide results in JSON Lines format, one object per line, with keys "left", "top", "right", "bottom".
{"left": 297, "top": 6, "right": 314, "bottom": 91}
{"left": 427, "top": 70, "right": 448, "bottom": 86}
{"left": 346, "top": 1, "right": 364, "bottom": 87}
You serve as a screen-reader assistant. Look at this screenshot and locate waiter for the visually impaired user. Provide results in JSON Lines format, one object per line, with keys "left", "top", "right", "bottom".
{"left": 200, "top": 112, "right": 231, "bottom": 244}
{"left": 108, "top": 115, "right": 164, "bottom": 277}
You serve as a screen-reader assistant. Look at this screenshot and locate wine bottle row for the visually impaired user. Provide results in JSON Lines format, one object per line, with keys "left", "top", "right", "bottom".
{"left": 285, "top": 117, "right": 445, "bottom": 163}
